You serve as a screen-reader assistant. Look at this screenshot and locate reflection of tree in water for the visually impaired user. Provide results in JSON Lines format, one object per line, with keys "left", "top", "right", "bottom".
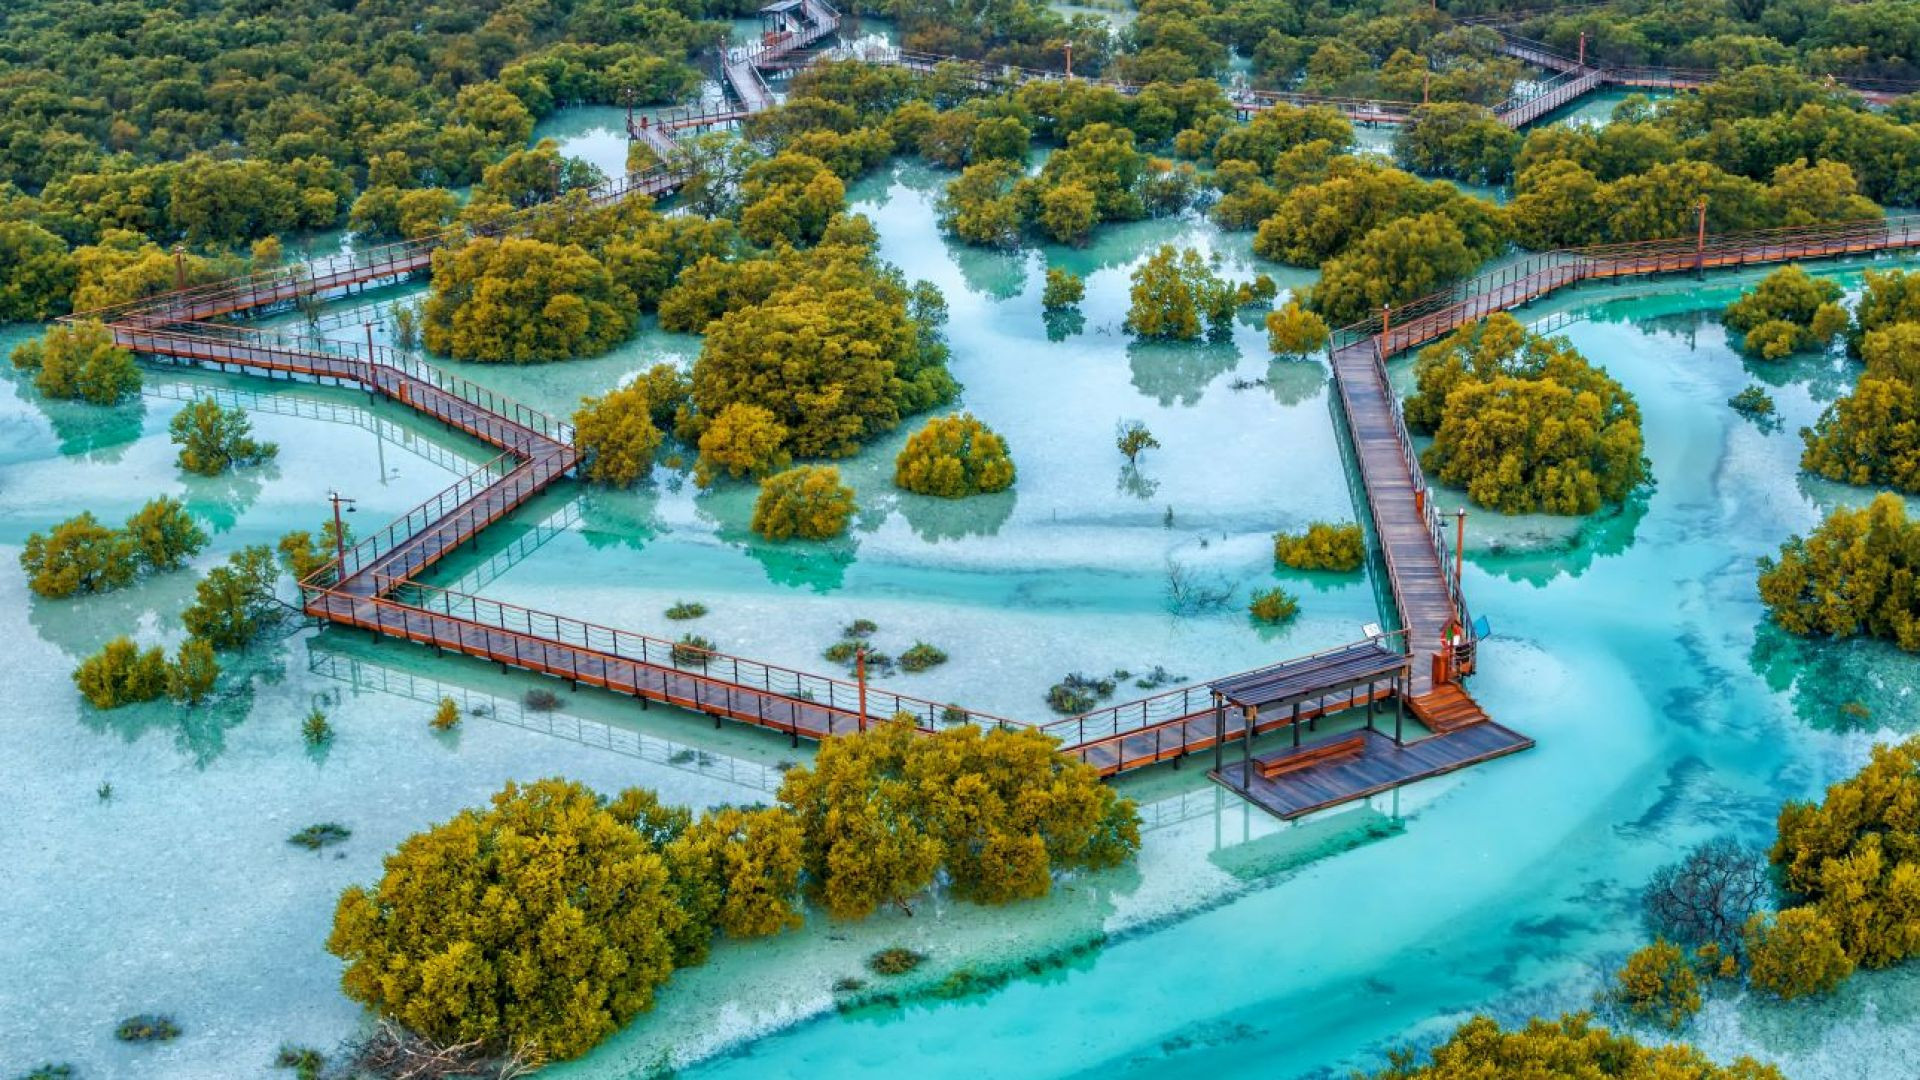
{"left": 740, "top": 534, "right": 856, "bottom": 592}
{"left": 1044, "top": 309, "right": 1085, "bottom": 342}
{"left": 187, "top": 462, "right": 274, "bottom": 534}
{"left": 576, "top": 487, "right": 660, "bottom": 552}
{"left": 28, "top": 573, "right": 199, "bottom": 660}
{"left": 1116, "top": 465, "right": 1159, "bottom": 500}
{"left": 1466, "top": 490, "right": 1651, "bottom": 587}
{"left": 895, "top": 488, "right": 1016, "bottom": 541}
{"left": 949, "top": 241, "right": 1028, "bottom": 300}
{"left": 1262, "top": 357, "right": 1328, "bottom": 407}
{"left": 706, "top": 495, "right": 856, "bottom": 588}
{"left": 1128, "top": 339, "right": 1239, "bottom": 407}
{"left": 1749, "top": 622, "right": 1920, "bottom": 733}
{"left": 1743, "top": 351, "right": 1856, "bottom": 407}
{"left": 23, "top": 393, "right": 145, "bottom": 464}
{"left": 836, "top": 861, "right": 1141, "bottom": 1016}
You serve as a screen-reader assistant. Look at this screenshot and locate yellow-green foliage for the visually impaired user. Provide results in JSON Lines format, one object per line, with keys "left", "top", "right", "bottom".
{"left": 19, "top": 512, "right": 137, "bottom": 598}
{"left": 1124, "top": 245, "right": 1235, "bottom": 341}
{"left": 181, "top": 546, "right": 281, "bottom": 649}
{"left": 1265, "top": 301, "right": 1329, "bottom": 358}
{"left": 696, "top": 402, "right": 791, "bottom": 486}
{"left": 169, "top": 398, "right": 277, "bottom": 476}
{"left": 666, "top": 806, "right": 806, "bottom": 939}
{"left": 9, "top": 320, "right": 140, "bottom": 405}
{"left": 685, "top": 249, "right": 954, "bottom": 459}
{"left": 1744, "top": 908, "right": 1854, "bottom": 999}
{"left": 1613, "top": 940, "right": 1703, "bottom": 1030}
{"left": 893, "top": 412, "right": 1015, "bottom": 498}
{"left": 751, "top": 465, "right": 856, "bottom": 541}
{"left": 1309, "top": 211, "right": 1482, "bottom": 326}
{"left": 1757, "top": 494, "right": 1920, "bottom": 651}
{"left": 327, "top": 779, "right": 684, "bottom": 1061}
{"left": 1801, "top": 322, "right": 1920, "bottom": 491}
{"left": 165, "top": 639, "right": 220, "bottom": 705}
{"left": 21, "top": 498, "right": 199, "bottom": 599}
{"left": 1042, "top": 268, "right": 1085, "bottom": 310}
{"left": 277, "top": 517, "right": 351, "bottom": 583}
{"left": 777, "top": 719, "right": 1140, "bottom": 918}
{"left": 1721, "top": 265, "right": 1847, "bottom": 358}
{"left": 937, "top": 159, "right": 1024, "bottom": 248}
{"left": 122, "top": 496, "right": 207, "bottom": 573}
{"left": 738, "top": 152, "right": 846, "bottom": 248}
{"left": 0, "top": 220, "right": 75, "bottom": 321}
{"left": 422, "top": 236, "right": 636, "bottom": 363}
{"left": 1364, "top": 1014, "right": 1782, "bottom": 1080}
{"left": 574, "top": 381, "right": 665, "bottom": 488}
{"left": 1248, "top": 587, "right": 1300, "bottom": 625}
{"left": 72, "top": 637, "right": 169, "bottom": 709}
{"left": 1273, "top": 521, "right": 1365, "bottom": 571}
{"left": 431, "top": 697, "right": 460, "bottom": 732}
{"left": 1770, "top": 734, "right": 1920, "bottom": 970}
{"left": 1406, "top": 314, "right": 1646, "bottom": 515}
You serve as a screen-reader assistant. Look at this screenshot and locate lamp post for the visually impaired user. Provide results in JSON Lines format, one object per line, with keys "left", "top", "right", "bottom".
{"left": 328, "top": 491, "right": 357, "bottom": 573}
{"left": 1064, "top": 41, "right": 1072, "bottom": 78}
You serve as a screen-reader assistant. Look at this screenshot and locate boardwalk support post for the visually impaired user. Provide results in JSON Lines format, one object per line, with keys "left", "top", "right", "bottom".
{"left": 1695, "top": 199, "right": 1708, "bottom": 277}
{"left": 1241, "top": 705, "right": 1257, "bottom": 793}
{"left": 1212, "top": 691, "right": 1225, "bottom": 775}
{"left": 1394, "top": 671, "right": 1405, "bottom": 745}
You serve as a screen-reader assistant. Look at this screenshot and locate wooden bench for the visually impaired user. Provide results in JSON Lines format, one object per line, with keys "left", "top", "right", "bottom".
{"left": 1253, "top": 732, "right": 1367, "bottom": 780}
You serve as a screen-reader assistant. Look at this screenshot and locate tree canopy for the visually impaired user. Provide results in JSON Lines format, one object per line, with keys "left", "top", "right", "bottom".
{"left": 1721, "top": 265, "right": 1847, "bottom": 359}
{"left": 751, "top": 465, "right": 857, "bottom": 541}
{"left": 1405, "top": 314, "right": 1647, "bottom": 516}
{"left": 1758, "top": 494, "right": 1920, "bottom": 652}
{"left": 422, "top": 237, "right": 636, "bottom": 363}
{"left": 777, "top": 718, "right": 1139, "bottom": 918}
{"left": 893, "top": 412, "right": 1016, "bottom": 497}
{"left": 9, "top": 321, "right": 139, "bottom": 405}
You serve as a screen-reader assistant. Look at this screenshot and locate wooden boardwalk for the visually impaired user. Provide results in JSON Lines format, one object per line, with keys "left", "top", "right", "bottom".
{"left": 84, "top": 41, "right": 1920, "bottom": 815}
{"left": 1214, "top": 725, "right": 1534, "bottom": 820}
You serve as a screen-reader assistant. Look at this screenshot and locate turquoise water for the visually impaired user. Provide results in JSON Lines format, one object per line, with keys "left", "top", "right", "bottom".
{"left": 7, "top": 152, "right": 1920, "bottom": 1079}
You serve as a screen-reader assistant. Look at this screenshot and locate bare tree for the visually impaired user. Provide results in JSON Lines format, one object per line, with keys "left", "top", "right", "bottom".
{"left": 1165, "top": 559, "right": 1235, "bottom": 614}
{"left": 339, "top": 1020, "right": 543, "bottom": 1080}
{"left": 1642, "top": 837, "right": 1772, "bottom": 955}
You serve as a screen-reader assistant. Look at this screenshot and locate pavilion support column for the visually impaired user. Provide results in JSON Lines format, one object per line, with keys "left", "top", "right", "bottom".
{"left": 1240, "top": 705, "right": 1256, "bottom": 793}
{"left": 1395, "top": 671, "right": 1405, "bottom": 745}
{"left": 1211, "top": 692, "right": 1225, "bottom": 776}
{"left": 1365, "top": 680, "right": 1375, "bottom": 731}
{"left": 1291, "top": 702, "right": 1301, "bottom": 748}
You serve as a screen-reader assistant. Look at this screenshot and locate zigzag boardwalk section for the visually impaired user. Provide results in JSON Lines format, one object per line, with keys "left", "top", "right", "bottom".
{"left": 91, "top": 58, "right": 1920, "bottom": 819}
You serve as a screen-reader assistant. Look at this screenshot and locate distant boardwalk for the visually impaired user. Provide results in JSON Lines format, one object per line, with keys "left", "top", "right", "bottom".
{"left": 72, "top": 38, "right": 1920, "bottom": 818}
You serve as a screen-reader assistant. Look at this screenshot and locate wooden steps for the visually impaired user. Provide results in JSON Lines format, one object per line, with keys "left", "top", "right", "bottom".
{"left": 1408, "top": 684, "right": 1490, "bottom": 734}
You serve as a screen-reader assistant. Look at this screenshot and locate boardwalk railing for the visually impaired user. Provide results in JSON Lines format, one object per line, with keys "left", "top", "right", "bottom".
{"left": 301, "top": 451, "right": 522, "bottom": 590}
{"left": 344, "top": 577, "right": 1021, "bottom": 733}
{"left": 1334, "top": 214, "right": 1920, "bottom": 360}
{"left": 1038, "top": 631, "right": 1411, "bottom": 749}
{"left": 74, "top": 162, "right": 690, "bottom": 329}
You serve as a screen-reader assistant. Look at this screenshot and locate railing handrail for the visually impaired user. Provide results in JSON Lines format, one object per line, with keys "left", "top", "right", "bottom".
{"left": 328, "top": 576, "right": 1026, "bottom": 732}
{"left": 68, "top": 162, "right": 689, "bottom": 327}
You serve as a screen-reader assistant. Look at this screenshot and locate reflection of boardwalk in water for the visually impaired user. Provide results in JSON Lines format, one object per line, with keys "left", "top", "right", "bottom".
{"left": 95, "top": 33, "right": 1920, "bottom": 820}
{"left": 140, "top": 376, "right": 476, "bottom": 478}
{"left": 306, "top": 644, "right": 789, "bottom": 797}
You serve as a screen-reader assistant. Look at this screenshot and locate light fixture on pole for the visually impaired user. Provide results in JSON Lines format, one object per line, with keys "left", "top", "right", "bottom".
{"left": 328, "top": 491, "right": 358, "bottom": 573}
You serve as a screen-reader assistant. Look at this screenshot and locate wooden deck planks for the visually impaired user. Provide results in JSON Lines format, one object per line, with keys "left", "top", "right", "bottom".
{"left": 1213, "top": 724, "right": 1534, "bottom": 820}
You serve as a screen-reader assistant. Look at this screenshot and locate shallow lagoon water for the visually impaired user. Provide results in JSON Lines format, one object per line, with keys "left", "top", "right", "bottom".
{"left": 6, "top": 156, "right": 1920, "bottom": 1080}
